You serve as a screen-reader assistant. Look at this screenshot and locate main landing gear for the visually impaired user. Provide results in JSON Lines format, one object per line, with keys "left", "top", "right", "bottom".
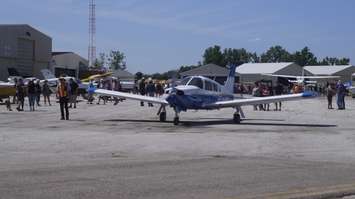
{"left": 157, "top": 105, "right": 180, "bottom": 125}
{"left": 158, "top": 105, "right": 167, "bottom": 122}
{"left": 233, "top": 106, "right": 242, "bottom": 124}
{"left": 233, "top": 113, "right": 241, "bottom": 124}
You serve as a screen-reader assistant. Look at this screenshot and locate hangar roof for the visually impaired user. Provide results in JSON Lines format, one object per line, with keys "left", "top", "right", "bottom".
{"left": 304, "top": 65, "right": 353, "bottom": 75}
{"left": 180, "top": 64, "right": 229, "bottom": 77}
{"left": 236, "top": 62, "right": 294, "bottom": 74}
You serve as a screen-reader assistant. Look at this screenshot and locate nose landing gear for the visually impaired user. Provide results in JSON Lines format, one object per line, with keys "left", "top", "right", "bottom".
{"left": 173, "top": 107, "right": 180, "bottom": 125}
{"left": 173, "top": 116, "right": 180, "bottom": 125}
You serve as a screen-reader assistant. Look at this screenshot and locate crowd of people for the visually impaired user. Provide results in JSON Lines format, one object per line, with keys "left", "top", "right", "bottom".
{"left": 249, "top": 82, "right": 284, "bottom": 111}
{"left": 8, "top": 77, "right": 79, "bottom": 120}
{"left": 325, "top": 80, "right": 347, "bottom": 110}
{"left": 2, "top": 76, "right": 351, "bottom": 120}
{"left": 137, "top": 78, "right": 165, "bottom": 107}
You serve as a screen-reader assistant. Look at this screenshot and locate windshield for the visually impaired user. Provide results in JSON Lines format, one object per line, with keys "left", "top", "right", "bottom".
{"left": 188, "top": 77, "right": 203, "bottom": 89}
{"left": 180, "top": 77, "right": 191, "bottom": 85}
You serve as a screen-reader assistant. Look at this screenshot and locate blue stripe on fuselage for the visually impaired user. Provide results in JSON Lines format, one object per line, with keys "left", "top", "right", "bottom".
{"left": 166, "top": 93, "right": 234, "bottom": 111}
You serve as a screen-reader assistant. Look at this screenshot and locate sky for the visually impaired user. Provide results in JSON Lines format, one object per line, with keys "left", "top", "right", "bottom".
{"left": 0, "top": 0, "right": 354, "bottom": 73}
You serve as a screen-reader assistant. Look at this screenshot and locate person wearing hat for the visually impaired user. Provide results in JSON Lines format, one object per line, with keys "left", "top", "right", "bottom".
{"left": 57, "top": 77, "right": 69, "bottom": 120}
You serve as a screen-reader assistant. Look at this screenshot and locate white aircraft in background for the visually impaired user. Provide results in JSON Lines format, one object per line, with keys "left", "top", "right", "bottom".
{"left": 0, "top": 70, "right": 76, "bottom": 100}
{"left": 262, "top": 72, "right": 340, "bottom": 84}
{"left": 94, "top": 65, "right": 317, "bottom": 125}
{"left": 40, "top": 69, "right": 75, "bottom": 87}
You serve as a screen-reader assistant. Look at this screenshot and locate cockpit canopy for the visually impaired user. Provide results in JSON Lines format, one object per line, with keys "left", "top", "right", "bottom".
{"left": 180, "top": 77, "right": 221, "bottom": 92}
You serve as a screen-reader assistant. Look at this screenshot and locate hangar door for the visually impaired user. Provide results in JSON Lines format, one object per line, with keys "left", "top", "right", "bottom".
{"left": 17, "top": 38, "right": 34, "bottom": 77}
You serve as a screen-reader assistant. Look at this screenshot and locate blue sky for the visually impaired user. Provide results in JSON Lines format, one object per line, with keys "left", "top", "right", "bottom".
{"left": 1, "top": 0, "right": 354, "bottom": 73}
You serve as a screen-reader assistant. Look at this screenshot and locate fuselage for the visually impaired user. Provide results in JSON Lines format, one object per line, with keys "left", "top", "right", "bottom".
{"left": 0, "top": 82, "right": 16, "bottom": 99}
{"left": 165, "top": 76, "right": 234, "bottom": 111}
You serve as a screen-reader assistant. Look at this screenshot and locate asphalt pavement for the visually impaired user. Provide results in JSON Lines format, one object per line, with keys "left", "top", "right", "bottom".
{"left": 1, "top": 96, "right": 355, "bottom": 198}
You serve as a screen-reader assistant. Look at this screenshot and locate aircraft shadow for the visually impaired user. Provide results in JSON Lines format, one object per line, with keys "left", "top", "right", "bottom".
{"left": 104, "top": 119, "right": 336, "bottom": 128}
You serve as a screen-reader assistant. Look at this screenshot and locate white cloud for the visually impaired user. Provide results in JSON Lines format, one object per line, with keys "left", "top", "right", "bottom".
{"left": 248, "top": 37, "right": 262, "bottom": 42}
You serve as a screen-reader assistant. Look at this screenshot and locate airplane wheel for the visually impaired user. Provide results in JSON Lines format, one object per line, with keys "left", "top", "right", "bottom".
{"left": 173, "top": 117, "right": 179, "bottom": 125}
{"left": 159, "top": 112, "right": 166, "bottom": 122}
{"left": 233, "top": 113, "right": 241, "bottom": 124}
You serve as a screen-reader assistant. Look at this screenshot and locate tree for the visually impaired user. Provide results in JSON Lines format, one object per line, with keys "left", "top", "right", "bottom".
{"left": 318, "top": 57, "right": 350, "bottom": 65}
{"left": 260, "top": 45, "right": 292, "bottom": 63}
{"left": 223, "top": 48, "right": 249, "bottom": 66}
{"left": 135, "top": 72, "right": 143, "bottom": 80}
{"left": 292, "top": 47, "right": 318, "bottom": 66}
{"left": 108, "top": 50, "right": 126, "bottom": 70}
{"left": 203, "top": 45, "right": 225, "bottom": 66}
{"left": 249, "top": 52, "right": 260, "bottom": 63}
{"left": 92, "top": 53, "right": 106, "bottom": 69}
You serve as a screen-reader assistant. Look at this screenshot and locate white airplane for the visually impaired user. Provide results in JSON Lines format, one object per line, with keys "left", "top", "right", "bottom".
{"left": 94, "top": 65, "right": 317, "bottom": 125}
{"left": 40, "top": 69, "right": 75, "bottom": 87}
{"left": 262, "top": 73, "right": 340, "bottom": 84}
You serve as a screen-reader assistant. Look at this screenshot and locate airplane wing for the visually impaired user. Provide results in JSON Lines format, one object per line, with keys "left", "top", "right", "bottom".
{"left": 94, "top": 89, "right": 169, "bottom": 105}
{"left": 262, "top": 74, "right": 298, "bottom": 78}
{"left": 206, "top": 92, "right": 316, "bottom": 109}
{"left": 301, "top": 75, "right": 340, "bottom": 79}
{"left": 262, "top": 73, "right": 340, "bottom": 79}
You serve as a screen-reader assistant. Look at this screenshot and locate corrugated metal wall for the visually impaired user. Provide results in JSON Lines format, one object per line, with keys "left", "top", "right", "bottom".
{"left": 16, "top": 38, "right": 34, "bottom": 77}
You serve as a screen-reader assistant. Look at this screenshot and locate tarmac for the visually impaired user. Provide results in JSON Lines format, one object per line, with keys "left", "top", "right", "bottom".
{"left": 0, "top": 96, "right": 355, "bottom": 199}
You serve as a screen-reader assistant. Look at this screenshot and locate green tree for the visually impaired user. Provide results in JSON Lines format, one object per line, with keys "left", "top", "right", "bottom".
{"left": 203, "top": 45, "right": 225, "bottom": 66}
{"left": 249, "top": 52, "right": 260, "bottom": 63}
{"left": 135, "top": 72, "right": 143, "bottom": 80}
{"left": 108, "top": 50, "right": 126, "bottom": 70}
{"left": 318, "top": 57, "right": 350, "bottom": 65}
{"left": 223, "top": 48, "right": 252, "bottom": 66}
{"left": 91, "top": 53, "right": 106, "bottom": 69}
{"left": 292, "top": 47, "right": 318, "bottom": 66}
{"left": 260, "top": 45, "right": 292, "bottom": 63}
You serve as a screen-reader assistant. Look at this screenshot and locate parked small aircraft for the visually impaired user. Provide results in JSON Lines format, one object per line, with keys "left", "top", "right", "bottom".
{"left": 0, "top": 82, "right": 16, "bottom": 101}
{"left": 81, "top": 72, "right": 113, "bottom": 83}
{"left": 95, "top": 65, "right": 317, "bottom": 125}
{"left": 262, "top": 73, "right": 340, "bottom": 84}
{"left": 0, "top": 69, "right": 75, "bottom": 101}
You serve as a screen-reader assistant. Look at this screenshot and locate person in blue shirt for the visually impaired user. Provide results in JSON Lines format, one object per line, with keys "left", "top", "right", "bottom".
{"left": 87, "top": 81, "right": 95, "bottom": 104}
{"left": 336, "top": 80, "right": 346, "bottom": 110}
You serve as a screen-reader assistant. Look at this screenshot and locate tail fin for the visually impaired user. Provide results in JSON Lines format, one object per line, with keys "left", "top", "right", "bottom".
{"left": 222, "top": 64, "right": 237, "bottom": 93}
{"left": 41, "top": 69, "right": 55, "bottom": 80}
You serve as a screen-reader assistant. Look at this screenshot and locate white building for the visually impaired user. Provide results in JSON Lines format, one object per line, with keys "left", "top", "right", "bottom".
{"left": 304, "top": 65, "right": 355, "bottom": 83}
{"left": 236, "top": 62, "right": 311, "bottom": 84}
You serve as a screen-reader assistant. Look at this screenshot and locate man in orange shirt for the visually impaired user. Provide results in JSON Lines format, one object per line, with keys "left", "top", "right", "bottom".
{"left": 57, "top": 77, "right": 69, "bottom": 120}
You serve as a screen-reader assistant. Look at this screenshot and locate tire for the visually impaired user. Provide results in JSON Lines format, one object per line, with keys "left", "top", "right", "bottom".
{"left": 233, "top": 114, "right": 241, "bottom": 124}
{"left": 173, "top": 117, "right": 179, "bottom": 125}
{"left": 159, "top": 112, "right": 166, "bottom": 122}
